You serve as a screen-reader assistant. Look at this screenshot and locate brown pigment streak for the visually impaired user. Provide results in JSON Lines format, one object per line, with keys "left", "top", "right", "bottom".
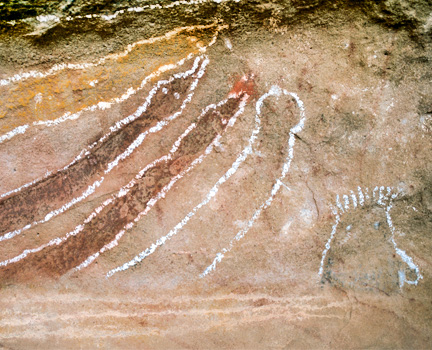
{"left": 0, "top": 69, "right": 196, "bottom": 236}
{"left": 0, "top": 92, "right": 248, "bottom": 282}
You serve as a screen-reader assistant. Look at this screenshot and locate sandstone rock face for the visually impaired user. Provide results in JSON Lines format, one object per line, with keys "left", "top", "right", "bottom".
{"left": 0, "top": 1, "right": 431, "bottom": 348}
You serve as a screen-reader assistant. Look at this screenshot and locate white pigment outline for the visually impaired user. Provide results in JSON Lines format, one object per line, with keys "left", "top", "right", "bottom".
{"left": 0, "top": 92, "right": 248, "bottom": 270}
{"left": 0, "top": 23, "right": 221, "bottom": 87}
{"left": 66, "top": 0, "right": 240, "bottom": 22}
{"left": 105, "top": 82, "right": 262, "bottom": 278}
{"left": 200, "top": 86, "right": 306, "bottom": 277}
{"left": 0, "top": 56, "right": 208, "bottom": 243}
{"left": 0, "top": 23, "right": 225, "bottom": 146}
{"left": 318, "top": 186, "right": 423, "bottom": 288}
{"left": 76, "top": 95, "right": 249, "bottom": 272}
{"left": 107, "top": 84, "right": 305, "bottom": 278}
{"left": 0, "top": 25, "right": 223, "bottom": 199}
{"left": 0, "top": 55, "right": 190, "bottom": 146}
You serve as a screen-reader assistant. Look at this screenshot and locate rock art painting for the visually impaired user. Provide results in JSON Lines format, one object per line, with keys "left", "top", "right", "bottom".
{"left": 0, "top": 51, "right": 254, "bottom": 281}
{"left": 319, "top": 186, "right": 423, "bottom": 293}
{"left": 103, "top": 84, "right": 306, "bottom": 279}
{"left": 0, "top": 0, "right": 431, "bottom": 348}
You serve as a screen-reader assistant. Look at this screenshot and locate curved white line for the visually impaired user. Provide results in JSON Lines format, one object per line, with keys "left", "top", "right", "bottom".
{"left": 0, "top": 26, "right": 223, "bottom": 199}
{"left": 0, "top": 56, "right": 207, "bottom": 243}
{"left": 0, "top": 23, "right": 220, "bottom": 87}
{"left": 106, "top": 85, "right": 293, "bottom": 278}
{"left": 201, "top": 87, "right": 306, "bottom": 277}
{"left": 106, "top": 94, "right": 249, "bottom": 278}
{"left": 385, "top": 200, "right": 423, "bottom": 287}
{"left": 318, "top": 206, "right": 340, "bottom": 277}
{"left": 0, "top": 24, "right": 224, "bottom": 147}
{"left": 13, "top": 2, "right": 238, "bottom": 27}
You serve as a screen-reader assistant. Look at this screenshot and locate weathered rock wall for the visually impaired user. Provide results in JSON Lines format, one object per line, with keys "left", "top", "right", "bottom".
{"left": 0, "top": 1, "right": 431, "bottom": 348}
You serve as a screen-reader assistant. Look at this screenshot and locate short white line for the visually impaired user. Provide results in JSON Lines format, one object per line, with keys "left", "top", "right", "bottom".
{"left": 357, "top": 186, "right": 365, "bottom": 206}
{"left": 350, "top": 191, "right": 357, "bottom": 208}
{"left": 377, "top": 186, "right": 385, "bottom": 205}
{"left": 343, "top": 194, "right": 350, "bottom": 211}
{"left": 279, "top": 181, "right": 291, "bottom": 192}
{"left": 336, "top": 194, "right": 344, "bottom": 213}
{"left": 373, "top": 186, "right": 378, "bottom": 199}
{"left": 365, "top": 187, "right": 370, "bottom": 200}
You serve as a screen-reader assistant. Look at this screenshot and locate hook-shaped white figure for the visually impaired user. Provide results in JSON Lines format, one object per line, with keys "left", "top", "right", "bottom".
{"left": 200, "top": 86, "right": 306, "bottom": 277}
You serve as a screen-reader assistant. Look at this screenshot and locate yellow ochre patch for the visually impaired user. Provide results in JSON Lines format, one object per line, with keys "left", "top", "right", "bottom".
{"left": 0, "top": 24, "right": 221, "bottom": 133}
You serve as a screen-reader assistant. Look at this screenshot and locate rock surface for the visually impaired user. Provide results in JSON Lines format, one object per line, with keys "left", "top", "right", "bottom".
{"left": 0, "top": 1, "right": 431, "bottom": 348}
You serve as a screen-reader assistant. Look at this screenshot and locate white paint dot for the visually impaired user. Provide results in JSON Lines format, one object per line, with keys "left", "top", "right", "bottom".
{"left": 34, "top": 93, "right": 42, "bottom": 104}
{"left": 224, "top": 38, "right": 233, "bottom": 51}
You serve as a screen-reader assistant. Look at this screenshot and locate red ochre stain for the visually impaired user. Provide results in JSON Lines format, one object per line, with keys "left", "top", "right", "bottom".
{"left": 229, "top": 73, "right": 257, "bottom": 99}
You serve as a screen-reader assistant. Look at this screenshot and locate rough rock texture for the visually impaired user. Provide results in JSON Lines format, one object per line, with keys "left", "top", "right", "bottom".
{"left": 0, "top": 1, "right": 431, "bottom": 348}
